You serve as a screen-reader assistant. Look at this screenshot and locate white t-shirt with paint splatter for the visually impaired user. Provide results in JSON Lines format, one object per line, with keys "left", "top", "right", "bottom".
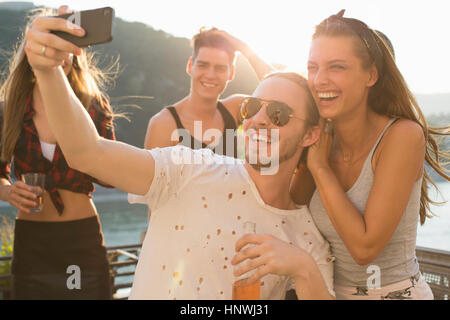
{"left": 128, "top": 146, "right": 334, "bottom": 300}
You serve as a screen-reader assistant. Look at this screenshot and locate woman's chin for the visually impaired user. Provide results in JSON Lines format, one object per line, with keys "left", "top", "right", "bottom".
{"left": 318, "top": 103, "right": 342, "bottom": 120}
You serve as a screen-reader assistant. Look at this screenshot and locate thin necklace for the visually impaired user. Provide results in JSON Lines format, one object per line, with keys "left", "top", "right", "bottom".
{"left": 337, "top": 129, "right": 380, "bottom": 165}
{"left": 342, "top": 151, "right": 352, "bottom": 162}
{"left": 340, "top": 149, "right": 367, "bottom": 165}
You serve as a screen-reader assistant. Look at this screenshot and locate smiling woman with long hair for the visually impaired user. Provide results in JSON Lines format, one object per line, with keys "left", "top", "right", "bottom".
{"left": 0, "top": 7, "right": 117, "bottom": 299}
{"left": 291, "top": 10, "right": 449, "bottom": 300}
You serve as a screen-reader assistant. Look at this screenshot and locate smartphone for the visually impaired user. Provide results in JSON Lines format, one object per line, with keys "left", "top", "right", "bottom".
{"left": 51, "top": 7, "right": 114, "bottom": 47}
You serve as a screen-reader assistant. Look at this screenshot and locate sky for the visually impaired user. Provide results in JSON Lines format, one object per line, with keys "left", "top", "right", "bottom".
{"left": 4, "top": 0, "right": 450, "bottom": 94}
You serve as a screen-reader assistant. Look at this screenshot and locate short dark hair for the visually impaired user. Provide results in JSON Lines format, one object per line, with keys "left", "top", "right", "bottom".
{"left": 191, "top": 27, "right": 236, "bottom": 64}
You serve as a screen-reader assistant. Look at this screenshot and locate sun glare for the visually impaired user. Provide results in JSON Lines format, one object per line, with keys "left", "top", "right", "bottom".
{"left": 21, "top": 0, "right": 450, "bottom": 93}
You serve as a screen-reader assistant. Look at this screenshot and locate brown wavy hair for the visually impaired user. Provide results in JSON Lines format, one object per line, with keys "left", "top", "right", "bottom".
{"left": 0, "top": 7, "right": 119, "bottom": 162}
{"left": 191, "top": 27, "right": 236, "bottom": 64}
{"left": 313, "top": 11, "right": 450, "bottom": 225}
{"left": 264, "top": 72, "right": 320, "bottom": 127}
{"left": 264, "top": 72, "right": 320, "bottom": 164}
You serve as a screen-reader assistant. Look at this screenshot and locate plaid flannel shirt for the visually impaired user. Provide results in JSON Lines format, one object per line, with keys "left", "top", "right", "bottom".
{"left": 0, "top": 95, "right": 116, "bottom": 215}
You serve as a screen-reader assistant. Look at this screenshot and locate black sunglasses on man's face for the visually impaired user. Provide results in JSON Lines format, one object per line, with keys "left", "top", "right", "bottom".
{"left": 240, "top": 97, "right": 308, "bottom": 127}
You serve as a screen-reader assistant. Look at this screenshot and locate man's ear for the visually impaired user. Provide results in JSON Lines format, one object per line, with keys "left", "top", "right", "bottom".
{"left": 367, "top": 64, "right": 379, "bottom": 88}
{"left": 186, "top": 57, "right": 193, "bottom": 76}
{"left": 300, "top": 125, "right": 320, "bottom": 148}
{"left": 228, "top": 64, "right": 236, "bottom": 81}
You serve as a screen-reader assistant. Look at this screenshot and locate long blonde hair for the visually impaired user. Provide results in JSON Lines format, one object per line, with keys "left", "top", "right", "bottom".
{"left": 313, "top": 12, "right": 450, "bottom": 225}
{"left": 0, "top": 7, "right": 118, "bottom": 162}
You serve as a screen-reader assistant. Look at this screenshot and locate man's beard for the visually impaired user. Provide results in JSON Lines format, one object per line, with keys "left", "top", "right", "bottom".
{"left": 245, "top": 129, "right": 304, "bottom": 172}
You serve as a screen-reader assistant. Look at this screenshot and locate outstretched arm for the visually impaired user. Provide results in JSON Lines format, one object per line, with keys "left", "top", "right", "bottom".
{"left": 25, "top": 14, "right": 154, "bottom": 196}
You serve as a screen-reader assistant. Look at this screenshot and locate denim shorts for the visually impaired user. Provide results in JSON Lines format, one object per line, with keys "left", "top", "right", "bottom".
{"left": 334, "top": 272, "right": 434, "bottom": 300}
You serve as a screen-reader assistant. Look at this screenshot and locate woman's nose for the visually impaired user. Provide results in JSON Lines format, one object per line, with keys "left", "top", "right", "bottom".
{"left": 313, "top": 67, "right": 329, "bottom": 87}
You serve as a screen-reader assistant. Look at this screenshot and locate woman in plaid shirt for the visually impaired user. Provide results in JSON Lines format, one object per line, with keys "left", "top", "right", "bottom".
{"left": 0, "top": 7, "right": 116, "bottom": 299}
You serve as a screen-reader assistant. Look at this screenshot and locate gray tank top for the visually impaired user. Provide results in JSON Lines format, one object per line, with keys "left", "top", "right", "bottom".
{"left": 310, "top": 118, "right": 421, "bottom": 287}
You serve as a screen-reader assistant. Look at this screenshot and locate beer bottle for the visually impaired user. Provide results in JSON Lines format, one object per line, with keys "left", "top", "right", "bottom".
{"left": 232, "top": 221, "right": 260, "bottom": 300}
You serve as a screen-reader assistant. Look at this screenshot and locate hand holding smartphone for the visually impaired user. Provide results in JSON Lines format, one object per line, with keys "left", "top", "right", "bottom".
{"left": 51, "top": 7, "right": 114, "bottom": 47}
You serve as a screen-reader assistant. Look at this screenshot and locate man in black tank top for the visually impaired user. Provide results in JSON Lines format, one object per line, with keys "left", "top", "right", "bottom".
{"left": 166, "top": 102, "right": 238, "bottom": 157}
{"left": 144, "top": 28, "right": 273, "bottom": 158}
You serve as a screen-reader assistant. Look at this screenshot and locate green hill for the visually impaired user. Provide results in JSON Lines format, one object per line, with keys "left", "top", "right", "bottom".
{"left": 0, "top": 5, "right": 448, "bottom": 183}
{"left": 0, "top": 6, "right": 259, "bottom": 147}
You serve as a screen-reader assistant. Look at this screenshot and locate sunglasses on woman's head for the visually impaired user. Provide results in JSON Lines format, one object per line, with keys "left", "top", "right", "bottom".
{"left": 327, "top": 9, "right": 384, "bottom": 74}
{"left": 240, "top": 97, "right": 308, "bottom": 127}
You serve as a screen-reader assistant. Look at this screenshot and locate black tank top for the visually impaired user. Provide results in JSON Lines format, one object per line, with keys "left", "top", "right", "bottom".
{"left": 167, "top": 102, "right": 238, "bottom": 158}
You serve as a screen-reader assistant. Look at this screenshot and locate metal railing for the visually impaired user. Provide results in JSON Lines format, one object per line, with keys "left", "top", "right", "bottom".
{"left": 416, "top": 246, "right": 450, "bottom": 300}
{"left": 1, "top": 245, "right": 449, "bottom": 300}
{"left": 0, "top": 255, "right": 12, "bottom": 300}
{"left": 107, "top": 243, "right": 141, "bottom": 300}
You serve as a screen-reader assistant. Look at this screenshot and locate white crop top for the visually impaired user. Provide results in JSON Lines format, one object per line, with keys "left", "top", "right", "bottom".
{"left": 40, "top": 140, "right": 56, "bottom": 161}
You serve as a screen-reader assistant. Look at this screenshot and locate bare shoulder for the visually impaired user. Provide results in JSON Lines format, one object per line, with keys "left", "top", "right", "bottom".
{"left": 373, "top": 118, "right": 425, "bottom": 173}
{"left": 221, "top": 94, "right": 248, "bottom": 124}
{"left": 149, "top": 107, "right": 177, "bottom": 126}
{"left": 222, "top": 94, "right": 247, "bottom": 108}
{"left": 383, "top": 118, "right": 425, "bottom": 146}
{"left": 145, "top": 107, "right": 178, "bottom": 149}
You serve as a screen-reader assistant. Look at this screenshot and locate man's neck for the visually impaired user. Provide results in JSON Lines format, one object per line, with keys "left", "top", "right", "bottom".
{"left": 183, "top": 93, "right": 219, "bottom": 120}
{"left": 244, "top": 159, "right": 298, "bottom": 210}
